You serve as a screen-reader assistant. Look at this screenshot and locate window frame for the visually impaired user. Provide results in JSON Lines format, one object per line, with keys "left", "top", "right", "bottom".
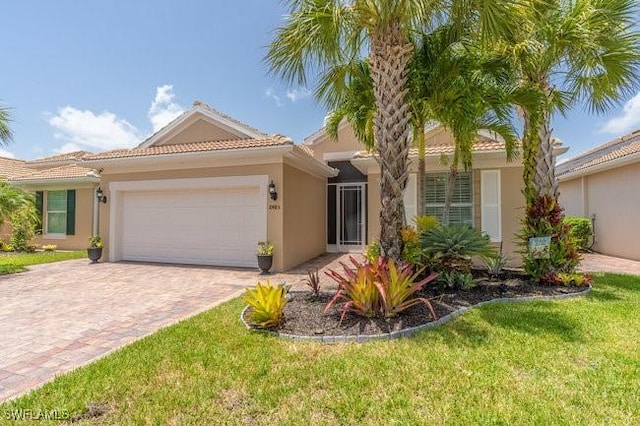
{"left": 45, "top": 190, "right": 68, "bottom": 237}
{"left": 423, "top": 171, "right": 474, "bottom": 226}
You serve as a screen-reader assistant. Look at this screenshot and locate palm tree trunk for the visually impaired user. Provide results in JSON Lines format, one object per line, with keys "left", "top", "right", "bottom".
{"left": 416, "top": 126, "right": 426, "bottom": 218}
{"left": 443, "top": 166, "right": 458, "bottom": 225}
{"left": 369, "top": 22, "right": 413, "bottom": 261}
{"left": 533, "top": 107, "right": 558, "bottom": 198}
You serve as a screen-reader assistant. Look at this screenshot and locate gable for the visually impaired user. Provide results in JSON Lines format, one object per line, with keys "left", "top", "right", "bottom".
{"left": 138, "top": 103, "right": 267, "bottom": 149}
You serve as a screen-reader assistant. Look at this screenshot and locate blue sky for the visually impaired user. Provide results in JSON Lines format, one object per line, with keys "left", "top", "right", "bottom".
{"left": 0, "top": 1, "right": 638, "bottom": 161}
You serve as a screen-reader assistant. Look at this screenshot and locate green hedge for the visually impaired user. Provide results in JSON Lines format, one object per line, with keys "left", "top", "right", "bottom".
{"left": 564, "top": 216, "right": 593, "bottom": 250}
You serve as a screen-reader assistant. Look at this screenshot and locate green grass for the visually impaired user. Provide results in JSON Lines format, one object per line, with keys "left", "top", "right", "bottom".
{"left": 0, "top": 251, "right": 87, "bottom": 274}
{"left": 2, "top": 274, "right": 639, "bottom": 425}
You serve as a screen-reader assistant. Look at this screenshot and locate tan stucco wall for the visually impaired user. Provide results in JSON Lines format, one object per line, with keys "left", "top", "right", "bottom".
{"left": 307, "top": 124, "right": 366, "bottom": 161}
{"left": 162, "top": 117, "right": 241, "bottom": 145}
{"left": 498, "top": 167, "right": 525, "bottom": 263}
{"left": 282, "top": 164, "right": 326, "bottom": 270}
{"left": 559, "top": 161, "right": 640, "bottom": 260}
{"left": 98, "top": 163, "right": 329, "bottom": 272}
{"left": 559, "top": 178, "right": 583, "bottom": 217}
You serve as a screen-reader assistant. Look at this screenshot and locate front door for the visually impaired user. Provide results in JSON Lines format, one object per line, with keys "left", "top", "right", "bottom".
{"left": 327, "top": 183, "right": 366, "bottom": 252}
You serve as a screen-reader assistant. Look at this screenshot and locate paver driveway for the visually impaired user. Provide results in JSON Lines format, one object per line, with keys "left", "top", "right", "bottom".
{"left": 0, "top": 259, "right": 262, "bottom": 402}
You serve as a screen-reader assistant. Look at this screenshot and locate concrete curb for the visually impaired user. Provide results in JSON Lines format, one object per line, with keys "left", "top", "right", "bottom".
{"left": 240, "top": 285, "right": 592, "bottom": 344}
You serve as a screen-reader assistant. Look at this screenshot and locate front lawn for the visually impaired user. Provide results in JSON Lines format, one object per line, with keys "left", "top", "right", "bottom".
{"left": 0, "top": 251, "right": 87, "bottom": 275}
{"left": 2, "top": 274, "right": 638, "bottom": 424}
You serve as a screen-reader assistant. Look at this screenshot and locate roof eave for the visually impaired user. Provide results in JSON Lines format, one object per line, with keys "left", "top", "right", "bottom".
{"left": 558, "top": 150, "right": 640, "bottom": 181}
{"left": 10, "top": 176, "right": 101, "bottom": 186}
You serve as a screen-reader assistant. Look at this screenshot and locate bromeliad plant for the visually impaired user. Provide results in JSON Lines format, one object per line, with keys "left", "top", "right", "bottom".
{"left": 303, "top": 269, "right": 321, "bottom": 297}
{"left": 243, "top": 280, "right": 290, "bottom": 329}
{"left": 324, "top": 256, "right": 438, "bottom": 322}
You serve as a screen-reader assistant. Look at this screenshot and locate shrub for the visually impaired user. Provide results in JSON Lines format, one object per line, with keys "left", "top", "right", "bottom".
{"left": 364, "top": 241, "right": 381, "bottom": 264}
{"left": 10, "top": 209, "right": 36, "bottom": 252}
{"left": 243, "top": 280, "right": 289, "bottom": 329}
{"left": 564, "top": 216, "right": 593, "bottom": 250}
{"left": 421, "top": 225, "right": 496, "bottom": 274}
{"left": 2, "top": 243, "right": 14, "bottom": 252}
{"left": 401, "top": 227, "right": 422, "bottom": 266}
{"left": 42, "top": 244, "right": 57, "bottom": 252}
{"left": 518, "top": 195, "right": 580, "bottom": 282}
{"left": 435, "top": 271, "right": 478, "bottom": 290}
{"left": 325, "top": 256, "right": 438, "bottom": 322}
{"left": 303, "top": 269, "right": 321, "bottom": 297}
{"left": 413, "top": 215, "right": 439, "bottom": 235}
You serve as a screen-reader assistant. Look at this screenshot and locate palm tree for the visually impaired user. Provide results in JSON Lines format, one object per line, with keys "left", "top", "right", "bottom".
{"left": 267, "top": 0, "right": 449, "bottom": 260}
{"left": 0, "top": 104, "right": 13, "bottom": 145}
{"left": 0, "top": 182, "right": 35, "bottom": 226}
{"left": 503, "top": 0, "right": 640, "bottom": 204}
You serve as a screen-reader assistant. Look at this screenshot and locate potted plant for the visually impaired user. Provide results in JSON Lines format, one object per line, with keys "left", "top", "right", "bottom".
{"left": 256, "top": 241, "right": 274, "bottom": 274}
{"left": 87, "top": 236, "right": 103, "bottom": 263}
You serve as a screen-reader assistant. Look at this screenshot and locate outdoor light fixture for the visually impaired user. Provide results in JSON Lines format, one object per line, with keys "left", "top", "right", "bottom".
{"left": 268, "top": 181, "right": 278, "bottom": 201}
{"left": 96, "top": 187, "right": 107, "bottom": 204}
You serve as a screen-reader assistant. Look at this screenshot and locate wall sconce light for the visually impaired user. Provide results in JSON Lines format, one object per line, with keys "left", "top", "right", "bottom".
{"left": 96, "top": 187, "right": 107, "bottom": 204}
{"left": 268, "top": 181, "right": 278, "bottom": 201}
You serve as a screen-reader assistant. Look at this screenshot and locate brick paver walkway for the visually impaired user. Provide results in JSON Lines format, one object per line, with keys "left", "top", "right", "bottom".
{"left": 0, "top": 260, "right": 261, "bottom": 402}
{"left": 578, "top": 253, "right": 640, "bottom": 276}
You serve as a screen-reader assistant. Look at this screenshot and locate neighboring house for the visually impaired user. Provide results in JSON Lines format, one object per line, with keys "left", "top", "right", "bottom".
{"left": 0, "top": 156, "right": 32, "bottom": 241}
{"left": 305, "top": 121, "right": 569, "bottom": 262}
{"left": 7, "top": 151, "right": 100, "bottom": 250}
{"left": 558, "top": 129, "right": 640, "bottom": 261}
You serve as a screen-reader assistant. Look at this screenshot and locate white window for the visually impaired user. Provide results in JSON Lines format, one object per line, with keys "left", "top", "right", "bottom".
{"left": 46, "top": 190, "right": 67, "bottom": 234}
{"left": 424, "top": 172, "right": 473, "bottom": 225}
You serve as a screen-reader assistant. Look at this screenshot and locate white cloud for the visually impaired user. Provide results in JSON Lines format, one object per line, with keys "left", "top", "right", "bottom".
{"left": 0, "top": 148, "right": 15, "bottom": 158}
{"left": 148, "top": 84, "right": 185, "bottom": 132}
{"left": 265, "top": 88, "right": 283, "bottom": 107}
{"left": 53, "top": 142, "right": 84, "bottom": 154}
{"left": 601, "top": 92, "right": 640, "bottom": 134}
{"left": 286, "top": 87, "right": 311, "bottom": 102}
{"left": 48, "top": 106, "right": 141, "bottom": 151}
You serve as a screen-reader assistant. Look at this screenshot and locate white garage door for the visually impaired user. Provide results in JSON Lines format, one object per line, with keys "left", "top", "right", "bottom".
{"left": 120, "top": 186, "right": 263, "bottom": 267}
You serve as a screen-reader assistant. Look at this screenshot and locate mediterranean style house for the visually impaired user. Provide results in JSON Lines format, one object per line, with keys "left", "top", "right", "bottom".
{"left": 2, "top": 101, "right": 565, "bottom": 271}
{"left": 558, "top": 129, "right": 640, "bottom": 261}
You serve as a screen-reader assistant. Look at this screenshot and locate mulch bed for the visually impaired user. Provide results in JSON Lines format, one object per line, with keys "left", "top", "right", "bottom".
{"left": 248, "top": 271, "right": 588, "bottom": 337}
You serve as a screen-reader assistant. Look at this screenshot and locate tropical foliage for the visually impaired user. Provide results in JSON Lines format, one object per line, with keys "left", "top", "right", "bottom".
{"left": 324, "top": 256, "right": 437, "bottom": 322}
{"left": 421, "top": 224, "right": 495, "bottom": 274}
{"left": 518, "top": 194, "right": 581, "bottom": 281}
{"left": 564, "top": 216, "right": 594, "bottom": 251}
{"left": 243, "top": 281, "right": 290, "bottom": 329}
{"left": 0, "top": 104, "right": 13, "bottom": 145}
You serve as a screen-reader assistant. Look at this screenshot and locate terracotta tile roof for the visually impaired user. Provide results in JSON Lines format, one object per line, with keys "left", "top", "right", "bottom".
{"left": 10, "top": 164, "right": 99, "bottom": 182}
{"left": 0, "top": 157, "right": 30, "bottom": 179}
{"left": 557, "top": 129, "right": 640, "bottom": 177}
{"left": 84, "top": 135, "right": 294, "bottom": 161}
{"left": 354, "top": 139, "right": 512, "bottom": 158}
{"left": 26, "top": 150, "right": 93, "bottom": 165}
{"left": 193, "top": 101, "right": 268, "bottom": 138}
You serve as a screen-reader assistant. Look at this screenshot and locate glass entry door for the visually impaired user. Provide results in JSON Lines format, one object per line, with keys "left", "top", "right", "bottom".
{"left": 327, "top": 183, "right": 366, "bottom": 252}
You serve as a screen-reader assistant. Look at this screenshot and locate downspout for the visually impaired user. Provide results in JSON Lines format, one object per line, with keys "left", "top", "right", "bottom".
{"left": 92, "top": 187, "right": 99, "bottom": 237}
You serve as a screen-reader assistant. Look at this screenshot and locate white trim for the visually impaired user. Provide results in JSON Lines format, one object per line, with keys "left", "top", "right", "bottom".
{"left": 322, "top": 151, "right": 359, "bottom": 162}
{"left": 137, "top": 105, "right": 266, "bottom": 149}
{"left": 108, "top": 175, "right": 269, "bottom": 263}
{"left": 480, "top": 170, "right": 502, "bottom": 242}
{"left": 304, "top": 120, "right": 350, "bottom": 145}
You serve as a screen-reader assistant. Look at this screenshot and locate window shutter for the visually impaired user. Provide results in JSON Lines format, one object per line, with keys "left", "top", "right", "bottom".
{"left": 481, "top": 170, "right": 501, "bottom": 242}
{"left": 66, "top": 190, "right": 76, "bottom": 236}
{"left": 403, "top": 173, "right": 417, "bottom": 224}
{"left": 35, "top": 191, "right": 44, "bottom": 233}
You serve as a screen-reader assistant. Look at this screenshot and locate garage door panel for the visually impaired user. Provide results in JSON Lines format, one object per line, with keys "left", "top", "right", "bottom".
{"left": 120, "top": 187, "right": 263, "bottom": 267}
